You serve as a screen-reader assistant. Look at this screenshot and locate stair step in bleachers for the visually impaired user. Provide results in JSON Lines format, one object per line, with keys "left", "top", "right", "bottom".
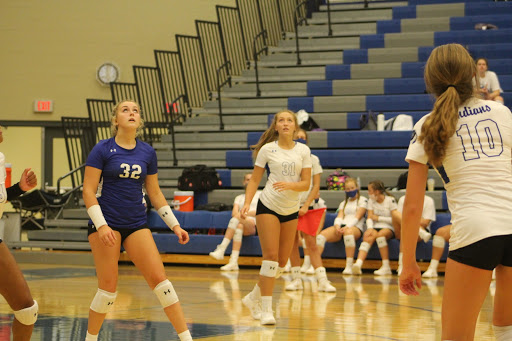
{"left": 27, "top": 228, "right": 88, "bottom": 242}
{"left": 212, "top": 82, "right": 307, "bottom": 99}
{"left": 233, "top": 65, "right": 326, "bottom": 83}
{"left": 44, "top": 219, "right": 89, "bottom": 229}
{"left": 319, "top": 1, "right": 408, "bottom": 11}
{"left": 310, "top": 7, "right": 394, "bottom": 24}
{"left": 270, "top": 36, "right": 359, "bottom": 53}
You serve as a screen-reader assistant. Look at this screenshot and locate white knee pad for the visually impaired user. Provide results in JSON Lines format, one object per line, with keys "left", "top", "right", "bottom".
{"left": 376, "top": 236, "right": 387, "bottom": 248}
{"left": 494, "top": 325, "right": 512, "bottom": 341}
{"left": 359, "top": 241, "right": 371, "bottom": 253}
{"left": 227, "top": 217, "right": 239, "bottom": 230}
{"left": 316, "top": 234, "right": 326, "bottom": 248}
{"left": 90, "top": 289, "right": 117, "bottom": 314}
{"left": 343, "top": 234, "right": 356, "bottom": 248}
{"left": 14, "top": 300, "right": 38, "bottom": 325}
{"left": 233, "top": 228, "right": 243, "bottom": 242}
{"left": 259, "top": 260, "right": 278, "bottom": 278}
{"left": 433, "top": 235, "right": 446, "bottom": 249}
{"left": 154, "top": 279, "right": 179, "bottom": 308}
{"left": 275, "top": 267, "right": 285, "bottom": 279}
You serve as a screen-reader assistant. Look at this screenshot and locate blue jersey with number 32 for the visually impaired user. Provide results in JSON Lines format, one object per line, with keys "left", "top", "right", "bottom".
{"left": 86, "top": 138, "right": 158, "bottom": 228}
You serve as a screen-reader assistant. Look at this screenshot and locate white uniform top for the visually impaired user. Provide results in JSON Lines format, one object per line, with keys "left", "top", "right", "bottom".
{"left": 234, "top": 190, "right": 261, "bottom": 212}
{"left": 398, "top": 195, "right": 436, "bottom": 231}
{"left": 299, "top": 154, "right": 323, "bottom": 205}
{"left": 337, "top": 196, "right": 368, "bottom": 231}
{"left": 368, "top": 195, "right": 398, "bottom": 231}
{"left": 474, "top": 71, "right": 503, "bottom": 93}
{"left": 0, "top": 153, "right": 6, "bottom": 218}
{"left": 406, "top": 97, "right": 512, "bottom": 250}
{"left": 255, "top": 141, "right": 312, "bottom": 215}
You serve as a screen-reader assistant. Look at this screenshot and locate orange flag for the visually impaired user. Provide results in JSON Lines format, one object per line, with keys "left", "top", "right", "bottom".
{"left": 297, "top": 208, "right": 327, "bottom": 236}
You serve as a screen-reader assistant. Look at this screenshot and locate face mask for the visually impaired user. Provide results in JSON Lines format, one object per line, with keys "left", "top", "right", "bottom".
{"left": 345, "top": 189, "right": 358, "bottom": 198}
{"left": 295, "top": 138, "right": 307, "bottom": 145}
{"left": 369, "top": 194, "right": 377, "bottom": 202}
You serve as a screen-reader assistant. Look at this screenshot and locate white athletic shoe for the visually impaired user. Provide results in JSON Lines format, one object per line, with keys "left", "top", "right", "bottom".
{"left": 422, "top": 267, "right": 438, "bottom": 278}
{"left": 209, "top": 246, "right": 225, "bottom": 260}
{"left": 351, "top": 263, "right": 362, "bottom": 275}
{"left": 342, "top": 267, "right": 353, "bottom": 275}
{"left": 300, "top": 262, "right": 310, "bottom": 273}
{"left": 285, "top": 278, "right": 303, "bottom": 291}
{"left": 317, "top": 280, "right": 336, "bottom": 293}
{"left": 306, "top": 265, "right": 315, "bottom": 275}
{"left": 374, "top": 266, "right": 392, "bottom": 276}
{"left": 260, "top": 308, "right": 276, "bottom": 325}
{"left": 242, "top": 293, "right": 261, "bottom": 320}
{"left": 220, "top": 261, "right": 239, "bottom": 271}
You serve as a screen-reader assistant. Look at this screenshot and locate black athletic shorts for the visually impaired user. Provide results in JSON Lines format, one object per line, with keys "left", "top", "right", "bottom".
{"left": 88, "top": 224, "right": 150, "bottom": 244}
{"left": 256, "top": 200, "right": 298, "bottom": 223}
{"left": 448, "top": 234, "right": 512, "bottom": 270}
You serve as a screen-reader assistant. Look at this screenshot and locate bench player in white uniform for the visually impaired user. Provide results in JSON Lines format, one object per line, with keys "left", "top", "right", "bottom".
{"left": 0, "top": 125, "right": 38, "bottom": 341}
{"left": 399, "top": 44, "right": 512, "bottom": 340}
{"left": 316, "top": 177, "right": 368, "bottom": 275}
{"left": 209, "top": 173, "right": 261, "bottom": 270}
{"left": 240, "top": 110, "right": 312, "bottom": 325}
{"left": 285, "top": 129, "right": 335, "bottom": 292}
{"left": 475, "top": 57, "right": 504, "bottom": 104}
{"left": 83, "top": 100, "right": 193, "bottom": 341}
{"left": 352, "top": 180, "right": 400, "bottom": 276}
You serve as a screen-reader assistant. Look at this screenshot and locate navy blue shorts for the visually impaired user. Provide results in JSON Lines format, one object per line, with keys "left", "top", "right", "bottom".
{"left": 88, "top": 224, "right": 150, "bottom": 244}
{"left": 449, "top": 234, "right": 512, "bottom": 270}
{"left": 256, "top": 200, "right": 298, "bottom": 223}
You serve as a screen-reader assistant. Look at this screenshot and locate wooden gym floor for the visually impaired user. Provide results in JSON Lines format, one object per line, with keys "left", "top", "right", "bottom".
{"left": 0, "top": 262, "right": 497, "bottom": 341}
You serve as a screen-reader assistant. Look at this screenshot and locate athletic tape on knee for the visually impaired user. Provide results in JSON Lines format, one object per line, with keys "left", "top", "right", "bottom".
{"left": 343, "top": 234, "right": 355, "bottom": 248}
{"left": 359, "top": 241, "right": 371, "bottom": 253}
{"left": 433, "top": 235, "right": 446, "bottom": 249}
{"left": 376, "top": 236, "right": 387, "bottom": 248}
{"left": 316, "top": 234, "right": 326, "bottom": 248}
{"left": 90, "top": 289, "right": 117, "bottom": 314}
{"left": 233, "top": 228, "right": 243, "bottom": 242}
{"left": 259, "top": 260, "right": 278, "bottom": 278}
{"left": 494, "top": 325, "right": 512, "bottom": 341}
{"left": 334, "top": 217, "right": 344, "bottom": 227}
{"left": 13, "top": 300, "right": 38, "bottom": 325}
{"left": 153, "top": 279, "right": 179, "bottom": 308}
{"left": 227, "top": 217, "right": 239, "bottom": 230}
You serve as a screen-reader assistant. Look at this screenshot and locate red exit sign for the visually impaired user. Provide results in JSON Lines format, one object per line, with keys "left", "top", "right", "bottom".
{"left": 34, "top": 100, "right": 53, "bottom": 113}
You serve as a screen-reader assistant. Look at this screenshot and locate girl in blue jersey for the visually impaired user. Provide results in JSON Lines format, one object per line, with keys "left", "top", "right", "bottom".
{"left": 0, "top": 126, "right": 39, "bottom": 341}
{"left": 400, "top": 44, "right": 512, "bottom": 340}
{"left": 240, "top": 110, "right": 312, "bottom": 325}
{"left": 83, "top": 100, "right": 192, "bottom": 341}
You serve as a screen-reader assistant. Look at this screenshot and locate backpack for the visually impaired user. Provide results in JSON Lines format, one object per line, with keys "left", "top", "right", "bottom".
{"left": 326, "top": 168, "right": 349, "bottom": 190}
{"left": 384, "top": 114, "right": 414, "bottom": 131}
{"left": 396, "top": 171, "right": 408, "bottom": 190}
{"left": 195, "top": 202, "right": 233, "bottom": 212}
{"left": 359, "top": 111, "right": 378, "bottom": 130}
{"left": 177, "top": 165, "right": 222, "bottom": 192}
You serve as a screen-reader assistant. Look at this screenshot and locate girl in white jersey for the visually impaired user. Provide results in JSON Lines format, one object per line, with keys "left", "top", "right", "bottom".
{"left": 475, "top": 57, "right": 504, "bottom": 104}
{"left": 399, "top": 44, "right": 512, "bottom": 341}
{"left": 285, "top": 129, "right": 335, "bottom": 293}
{"left": 83, "top": 100, "right": 193, "bottom": 341}
{"left": 0, "top": 126, "right": 38, "bottom": 341}
{"left": 316, "top": 177, "right": 368, "bottom": 275}
{"left": 352, "top": 180, "right": 400, "bottom": 276}
{"left": 241, "top": 110, "right": 312, "bottom": 325}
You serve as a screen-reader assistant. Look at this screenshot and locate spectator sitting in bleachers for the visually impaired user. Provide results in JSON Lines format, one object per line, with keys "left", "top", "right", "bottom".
{"left": 422, "top": 224, "right": 451, "bottom": 278}
{"left": 475, "top": 57, "right": 505, "bottom": 104}
{"left": 209, "top": 173, "right": 261, "bottom": 271}
{"left": 352, "top": 180, "right": 401, "bottom": 276}
{"left": 316, "top": 177, "right": 368, "bottom": 275}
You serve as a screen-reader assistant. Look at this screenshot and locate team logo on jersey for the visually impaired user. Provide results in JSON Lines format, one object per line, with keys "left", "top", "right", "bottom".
{"left": 110, "top": 148, "right": 117, "bottom": 153}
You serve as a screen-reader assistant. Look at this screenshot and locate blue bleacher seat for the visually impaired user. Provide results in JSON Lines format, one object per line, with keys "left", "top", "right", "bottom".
{"left": 288, "top": 97, "right": 314, "bottom": 113}
{"left": 450, "top": 15, "right": 512, "bottom": 31}
{"left": 325, "top": 64, "right": 351, "bottom": 80}
{"left": 384, "top": 78, "right": 426, "bottom": 95}
{"left": 327, "top": 131, "right": 412, "bottom": 148}
{"left": 307, "top": 80, "right": 333, "bottom": 96}
{"left": 366, "top": 94, "right": 433, "bottom": 111}
{"left": 360, "top": 34, "right": 385, "bottom": 49}
{"left": 434, "top": 29, "right": 512, "bottom": 46}
{"left": 216, "top": 169, "right": 231, "bottom": 188}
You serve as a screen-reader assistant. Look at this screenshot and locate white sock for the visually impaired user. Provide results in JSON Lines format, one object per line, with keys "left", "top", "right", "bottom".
{"left": 303, "top": 255, "right": 311, "bottom": 267}
{"left": 398, "top": 252, "right": 403, "bottom": 266}
{"left": 178, "top": 329, "right": 193, "bottom": 341}
{"left": 355, "top": 259, "right": 363, "bottom": 267}
{"left": 85, "top": 332, "right": 98, "bottom": 341}
{"left": 429, "top": 259, "right": 439, "bottom": 271}
{"left": 291, "top": 266, "right": 301, "bottom": 279}
{"left": 346, "top": 257, "right": 354, "bottom": 268}
{"left": 220, "top": 238, "right": 230, "bottom": 249}
{"left": 230, "top": 250, "right": 239, "bottom": 262}
{"left": 382, "top": 259, "right": 390, "bottom": 268}
{"left": 261, "top": 296, "right": 272, "bottom": 312}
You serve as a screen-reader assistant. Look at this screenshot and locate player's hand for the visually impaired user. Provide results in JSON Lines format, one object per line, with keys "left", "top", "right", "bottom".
{"left": 19, "top": 168, "right": 37, "bottom": 191}
{"left": 299, "top": 205, "right": 308, "bottom": 217}
{"left": 399, "top": 262, "right": 422, "bottom": 296}
{"left": 368, "top": 213, "right": 378, "bottom": 221}
{"left": 335, "top": 225, "right": 345, "bottom": 236}
{"left": 98, "top": 225, "right": 117, "bottom": 247}
{"left": 240, "top": 204, "right": 250, "bottom": 220}
{"left": 173, "top": 226, "right": 190, "bottom": 244}
{"left": 273, "top": 181, "right": 293, "bottom": 192}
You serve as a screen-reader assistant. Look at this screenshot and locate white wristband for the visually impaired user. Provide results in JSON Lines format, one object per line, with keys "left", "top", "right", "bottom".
{"left": 379, "top": 216, "right": 392, "bottom": 224}
{"left": 366, "top": 218, "right": 374, "bottom": 229}
{"left": 158, "top": 205, "right": 179, "bottom": 232}
{"left": 334, "top": 217, "right": 344, "bottom": 227}
{"left": 344, "top": 217, "right": 359, "bottom": 228}
{"left": 87, "top": 205, "right": 108, "bottom": 230}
